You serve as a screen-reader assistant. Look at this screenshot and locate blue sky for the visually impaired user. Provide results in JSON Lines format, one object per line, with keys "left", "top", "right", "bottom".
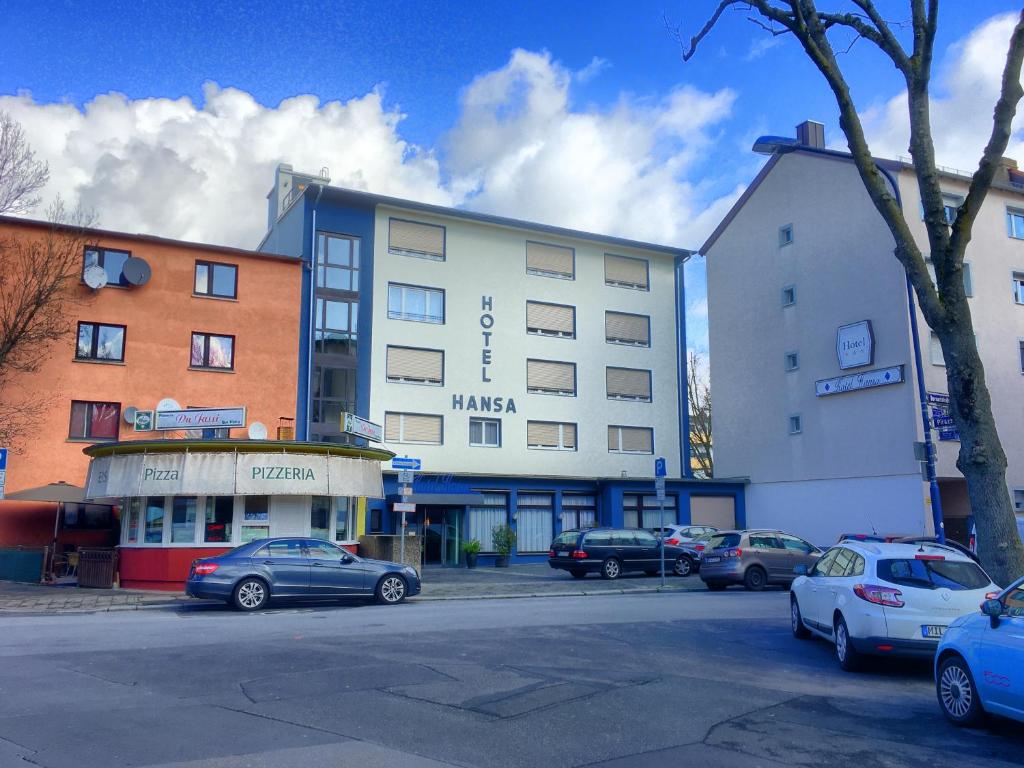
{"left": 2, "top": 1, "right": 1021, "bottom": 354}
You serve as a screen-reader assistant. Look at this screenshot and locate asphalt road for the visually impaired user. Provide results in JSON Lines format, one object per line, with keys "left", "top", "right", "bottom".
{"left": 0, "top": 591, "right": 1020, "bottom": 768}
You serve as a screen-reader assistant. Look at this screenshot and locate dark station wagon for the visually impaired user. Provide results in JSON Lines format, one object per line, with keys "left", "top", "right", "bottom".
{"left": 548, "top": 527, "right": 695, "bottom": 579}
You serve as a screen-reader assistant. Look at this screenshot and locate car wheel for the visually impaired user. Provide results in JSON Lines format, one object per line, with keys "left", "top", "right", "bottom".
{"left": 233, "top": 578, "right": 269, "bottom": 611}
{"left": 743, "top": 566, "right": 767, "bottom": 591}
{"left": 570, "top": 569, "right": 587, "bottom": 579}
{"left": 375, "top": 574, "right": 408, "bottom": 605}
{"left": 674, "top": 556, "right": 693, "bottom": 577}
{"left": 834, "top": 615, "right": 862, "bottom": 672}
{"left": 600, "top": 558, "right": 621, "bottom": 580}
{"left": 790, "top": 596, "right": 811, "bottom": 639}
{"left": 705, "top": 581, "right": 727, "bottom": 591}
{"left": 937, "top": 655, "right": 986, "bottom": 727}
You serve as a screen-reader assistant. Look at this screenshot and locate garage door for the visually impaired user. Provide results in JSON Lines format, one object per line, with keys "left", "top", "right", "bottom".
{"left": 690, "top": 496, "right": 736, "bottom": 529}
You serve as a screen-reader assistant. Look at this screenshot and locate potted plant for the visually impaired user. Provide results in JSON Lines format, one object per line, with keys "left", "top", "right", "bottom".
{"left": 491, "top": 525, "right": 515, "bottom": 567}
{"left": 461, "top": 539, "right": 481, "bottom": 568}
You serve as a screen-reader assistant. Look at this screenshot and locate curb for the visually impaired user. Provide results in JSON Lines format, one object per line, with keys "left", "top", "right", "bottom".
{"left": 410, "top": 585, "right": 707, "bottom": 602}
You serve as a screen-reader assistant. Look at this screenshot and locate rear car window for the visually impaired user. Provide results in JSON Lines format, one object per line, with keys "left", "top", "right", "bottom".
{"left": 877, "top": 558, "right": 990, "bottom": 590}
{"left": 552, "top": 531, "right": 579, "bottom": 547}
{"left": 708, "top": 533, "right": 740, "bottom": 549}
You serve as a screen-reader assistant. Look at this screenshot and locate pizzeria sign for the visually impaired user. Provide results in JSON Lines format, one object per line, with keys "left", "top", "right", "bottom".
{"left": 155, "top": 407, "right": 246, "bottom": 431}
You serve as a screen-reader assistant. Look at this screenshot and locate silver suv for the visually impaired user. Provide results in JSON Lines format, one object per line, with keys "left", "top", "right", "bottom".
{"left": 700, "top": 529, "right": 822, "bottom": 591}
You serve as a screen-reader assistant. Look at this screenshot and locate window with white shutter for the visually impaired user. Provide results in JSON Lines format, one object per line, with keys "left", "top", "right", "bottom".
{"left": 526, "top": 359, "right": 576, "bottom": 395}
{"left": 605, "top": 311, "right": 650, "bottom": 346}
{"left": 389, "top": 219, "right": 445, "bottom": 260}
{"left": 526, "top": 301, "right": 575, "bottom": 338}
{"left": 606, "top": 367, "right": 651, "bottom": 401}
{"left": 384, "top": 412, "right": 443, "bottom": 444}
{"left": 526, "top": 421, "right": 577, "bottom": 450}
{"left": 386, "top": 346, "right": 444, "bottom": 385}
{"left": 526, "top": 241, "right": 574, "bottom": 279}
{"left": 608, "top": 425, "right": 653, "bottom": 454}
{"left": 604, "top": 253, "right": 649, "bottom": 290}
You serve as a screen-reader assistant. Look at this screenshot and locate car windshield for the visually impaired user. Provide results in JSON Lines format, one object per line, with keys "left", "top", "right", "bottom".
{"left": 877, "top": 558, "right": 990, "bottom": 591}
{"left": 552, "top": 531, "right": 578, "bottom": 547}
{"left": 707, "top": 533, "right": 740, "bottom": 550}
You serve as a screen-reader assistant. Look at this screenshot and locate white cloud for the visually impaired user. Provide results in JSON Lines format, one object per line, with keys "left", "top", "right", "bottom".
{"left": 575, "top": 56, "right": 610, "bottom": 83}
{"left": 744, "top": 36, "right": 783, "bottom": 62}
{"left": 858, "top": 12, "right": 1024, "bottom": 170}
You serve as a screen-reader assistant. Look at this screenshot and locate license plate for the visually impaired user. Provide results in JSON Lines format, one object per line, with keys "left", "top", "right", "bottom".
{"left": 704, "top": 556, "right": 721, "bottom": 564}
{"left": 921, "top": 625, "right": 946, "bottom": 639}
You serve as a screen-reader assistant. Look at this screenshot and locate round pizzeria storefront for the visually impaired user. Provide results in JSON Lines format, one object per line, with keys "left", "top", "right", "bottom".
{"left": 82, "top": 439, "right": 393, "bottom": 590}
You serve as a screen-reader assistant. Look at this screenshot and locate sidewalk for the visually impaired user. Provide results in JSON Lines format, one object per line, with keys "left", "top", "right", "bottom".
{"left": 0, "top": 564, "right": 705, "bottom": 615}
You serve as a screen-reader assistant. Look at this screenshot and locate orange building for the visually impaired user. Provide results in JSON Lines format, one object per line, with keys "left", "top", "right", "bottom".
{"left": 0, "top": 215, "right": 302, "bottom": 572}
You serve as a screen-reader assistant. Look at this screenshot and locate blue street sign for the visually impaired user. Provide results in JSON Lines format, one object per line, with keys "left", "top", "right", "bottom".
{"left": 654, "top": 457, "right": 667, "bottom": 478}
{"left": 938, "top": 428, "right": 961, "bottom": 442}
{"left": 932, "top": 416, "right": 956, "bottom": 428}
{"left": 0, "top": 448, "right": 7, "bottom": 471}
{"left": 391, "top": 457, "right": 422, "bottom": 470}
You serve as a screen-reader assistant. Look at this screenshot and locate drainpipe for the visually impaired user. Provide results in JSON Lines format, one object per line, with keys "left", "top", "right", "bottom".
{"left": 305, "top": 183, "right": 326, "bottom": 442}
{"left": 675, "top": 252, "right": 693, "bottom": 479}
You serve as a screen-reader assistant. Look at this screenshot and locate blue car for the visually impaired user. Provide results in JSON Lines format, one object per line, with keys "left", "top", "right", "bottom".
{"left": 186, "top": 537, "right": 421, "bottom": 611}
{"left": 935, "top": 575, "right": 1024, "bottom": 726}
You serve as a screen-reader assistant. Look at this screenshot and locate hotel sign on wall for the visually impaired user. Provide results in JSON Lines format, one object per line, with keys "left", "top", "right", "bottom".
{"left": 815, "top": 365, "right": 904, "bottom": 397}
{"left": 155, "top": 407, "right": 246, "bottom": 431}
{"left": 836, "top": 320, "right": 874, "bottom": 370}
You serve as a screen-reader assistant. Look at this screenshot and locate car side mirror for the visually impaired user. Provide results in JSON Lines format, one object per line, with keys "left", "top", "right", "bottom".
{"left": 793, "top": 564, "right": 808, "bottom": 576}
{"left": 340, "top": 554, "right": 354, "bottom": 564}
{"left": 982, "top": 598, "right": 1003, "bottom": 627}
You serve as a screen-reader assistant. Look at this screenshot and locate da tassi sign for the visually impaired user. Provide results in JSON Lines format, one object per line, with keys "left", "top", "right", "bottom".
{"left": 837, "top": 320, "right": 874, "bottom": 370}
{"left": 155, "top": 407, "right": 246, "bottom": 431}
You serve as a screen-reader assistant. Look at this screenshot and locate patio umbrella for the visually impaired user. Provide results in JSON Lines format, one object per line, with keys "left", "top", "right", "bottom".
{"left": 4, "top": 481, "right": 87, "bottom": 504}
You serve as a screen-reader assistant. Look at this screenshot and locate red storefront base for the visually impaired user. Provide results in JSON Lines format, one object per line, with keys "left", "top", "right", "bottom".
{"left": 118, "top": 543, "right": 361, "bottom": 591}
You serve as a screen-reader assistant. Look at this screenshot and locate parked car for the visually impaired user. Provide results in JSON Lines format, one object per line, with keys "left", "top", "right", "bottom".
{"left": 790, "top": 541, "right": 999, "bottom": 671}
{"left": 657, "top": 524, "right": 718, "bottom": 545}
{"left": 837, "top": 533, "right": 982, "bottom": 565}
{"left": 186, "top": 537, "right": 421, "bottom": 611}
{"left": 934, "top": 575, "right": 1024, "bottom": 726}
{"left": 700, "top": 529, "right": 822, "bottom": 591}
{"left": 548, "top": 528, "right": 694, "bottom": 579}
{"left": 674, "top": 531, "right": 718, "bottom": 575}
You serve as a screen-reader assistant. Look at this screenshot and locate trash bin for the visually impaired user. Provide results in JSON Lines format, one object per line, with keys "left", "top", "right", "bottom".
{"left": 77, "top": 548, "right": 118, "bottom": 589}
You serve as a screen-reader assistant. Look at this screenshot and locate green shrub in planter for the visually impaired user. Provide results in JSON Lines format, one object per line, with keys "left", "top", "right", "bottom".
{"left": 491, "top": 525, "right": 515, "bottom": 567}
{"left": 461, "top": 539, "right": 481, "bottom": 568}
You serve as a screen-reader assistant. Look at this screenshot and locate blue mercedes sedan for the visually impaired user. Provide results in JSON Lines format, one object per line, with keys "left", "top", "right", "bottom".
{"left": 186, "top": 538, "right": 421, "bottom": 611}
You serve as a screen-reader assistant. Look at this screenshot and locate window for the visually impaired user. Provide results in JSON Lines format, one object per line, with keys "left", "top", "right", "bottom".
{"left": 241, "top": 496, "right": 270, "bottom": 543}
{"left": 76, "top": 322, "right": 125, "bottom": 362}
{"left": 605, "top": 311, "right": 650, "bottom": 346}
{"left": 922, "top": 195, "right": 962, "bottom": 224}
{"left": 386, "top": 346, "right": 443, "bottom": 385}
{"left": 1019, "top": 341, "right": 1024, "bottom": 374}
{"left": 62, "top": 504, "right": 114, "bottom": 530}
{"left": 1014, "top": 489, "right": 1024, "bottom": 511}
{"left": 784, "top": 352, "right": 799, "bottom": 371}
{"left": 194, "top": 261, "right": 238, "bottom": 298}
{"left": 190, "top": 332, "right": 234, "bottom": 370}
{"left": 315, "top": 297, "right": 358, "bottom": 357}
{"left": 930, "top": 332, "right": 945, "bottom": 366}
{"left": 561, "top": 494, "right": 596, "bottom": 530}
{"left": 779, "top": 534, "right": 815, "bottom": 556}
{"left": 264, "top": 539, "right": 303, "bottom": 558}
{"left": 144, "top": 497, "right": 165, "bottom": 543}
{"left": 171, "top": 496, "right": 198, "bottom": 543}
{"left": 1008, "top": 208, "right": 1024, "bottom": 239}
{"left": 317, "top": 233, "right": 360, "bottom": 290}
{"left": 69, "top": 401, "right": 120, "bottom": 440}
{"left": 526, "top": 301, "right": 575, "bottom": 338}
{"left": 389, "top": 219, "right": 445, "bottom": 261}
{"left": 608, "top": 425, "right": 654, "bottom": 454}
{"left": 527, "top": 359, "right": 576, "bottom": 395}
{"left": 203, "top": 497, "right": 234, "bottom": 543}
{"left": 387, "top": 283, "right": 444, "bottom": 323}
{"left": 516, "top": 493, "right": 553, "bottom": 553}
{"left": 469, "top": 417, "right": 501, "bottom": 447}
{"left": 789, "top": 415, "right": 802, "bottom": 435}
{"left": 124, "top": 498, "right": 141, "bottom": 543}
{"left": 311, "top": 366, "right": 356, "bottom": 431}
{"left": 526, "top": 421, "right": 576, "bottom": 451}
{"left": 467, "top": 492, "right": 508, "bottom": 553}
{"left": 305, "top": 540, "right": 346, "bottom": 560}
{"left": 333, "top": 497, "right": 356, "bottom": 542}
{"left": 604, "top": 253, "right": 649, "bottom": 290}
{"left": 310, "top": 496, "right": 331, "bottom": 540}
{"left": 925, "top": 258, "right": 972, "bottom": 297}
{"left": 384, "top": 412, "right": 443, "bottom": 444}
{"left": 606, "top": 367, "right": 652, "bottom": 401}
{"left": 877, "top": 558, "right": 989, "bottom": 590}
{"left": 526, "top": 241, "right": 574, "bottom": 279}
{"left": 782, "top": 286, "right": 796, "bottom": 307}
{"left": 778, "top": 224, "right": 793, "bottom": 247}
{"left": 83, "top": 246, "right": 130, "bottom": 287}
{"left": 623, "top": 494, "right": 677, "bottom": 528}
{"left": 750, "top": 534, "right": 781, "bottom": 550}
{"left": 1014, "top": 273, "right": 1024, "bottom": 304}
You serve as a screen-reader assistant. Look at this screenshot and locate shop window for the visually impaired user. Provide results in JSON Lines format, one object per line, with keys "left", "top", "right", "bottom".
{"left": 317, "top": 232, "right": 361, "bottom": 290}
{"left": 623, "top": 494, "right": 678, "bottom": 529}
{"left": 191, "top": 332, "right": 235, "bottom": 370}
{"left": 203, "top": 497, "right": 234, "bottom": 543}
{"left": 63, "top": 503, "right": 114, "bottom": 529}
{"left": 124, "top": 498, "right": 141, "bottom": 543}
{"left": 171, "top": 497, "right": 198, "bottom": 543}
{"left": 144, "top": 497, "right": 165, "bottom": 543}
{"left": 83, "top": 246, "right": 130, "bottom": 287}
{"left": 241, "top": 495, "right": 270, "bottom": 543}
{"left": 467, "top": 493, "right": 508, "bottom": 553}
{"left": 69, "top": 401, "right": 120, "bottom": 440}
{"left": 561, "top": 494, "right": 596, "bottom": 530}
{"left": 516, "top": 493, "right": 553, "bottom": 553}
{"left": 76, "top": 322, "right": 126, "bottom": 362}
{"left": 194, "top": 261, "right": 238, "bottom": 299}
{"left": 334, "top": 497, "right": 356, "bottom": 542}
{"left": 311, "top": 496, "right": 331, "bottom": 540}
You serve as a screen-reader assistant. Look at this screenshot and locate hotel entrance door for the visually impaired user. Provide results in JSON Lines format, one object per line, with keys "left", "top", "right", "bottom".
{"left": 423, "top": 507, "right": 462, "bottom": 566}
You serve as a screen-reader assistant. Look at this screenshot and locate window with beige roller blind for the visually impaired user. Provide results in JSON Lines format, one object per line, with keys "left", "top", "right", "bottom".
{"left": 386, "top": 346, "right": 444, "bottom": 385}
{"left": 384, "top": 412, "right": 443, "bottom": 444}
{"left": 605, "top": 311, "right": 650, "bottom": 346}
{"left": 608, "top": 425, "right": 654, "bottom": 454}
{"left": 604, "top": 253, "right": 649, "bottom": 290}
{"left": 606, "top": 367, "right": 652, "bottom": 401}
{"left": 526, "top": 421, "right": 577, "bottom": 450}
{"left": 526, "top": 359, "right": 576, "bottom": 395}
{"left": 388, "top": 218, "right": 446, "bottom": 260}
{"left": 526, "top": 241, "right": 575, "bottom": 279}
{"left": 526, "top": 301, "right": 575, "bottom": 338}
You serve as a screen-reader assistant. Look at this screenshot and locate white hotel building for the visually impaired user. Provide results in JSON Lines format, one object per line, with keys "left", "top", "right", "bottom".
{"left": 704, "top": 121, "right": 1024, "bottom": 547}
{"left": 260, "top": 165, "right": 744, "bottom": 564}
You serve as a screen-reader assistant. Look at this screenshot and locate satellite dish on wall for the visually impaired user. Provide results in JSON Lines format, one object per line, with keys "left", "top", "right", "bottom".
{"left": 122, "top": 257, "right": 152, "bottom": 287}
{"left": 123, "top": 406, "right": 138, "bottom": 425}
{"left": 248, "top": 422, "right": 268, "bottom": 440}
{"left": 83, "top": 265, "right": 108, "bottom": 290}
{"left": 156, "top": 398, "right": 181, "bottom": 412}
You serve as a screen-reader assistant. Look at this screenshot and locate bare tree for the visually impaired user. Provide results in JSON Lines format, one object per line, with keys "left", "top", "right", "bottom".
{"left": 0, "top": 112, "right": 49, "bottom": 215}
{"left": 0, "top": 199, "right": 95, "bottom": 451}
{"left": 675, "top": 1, "right": 1024, "bottom": 584}
{"left": 688, "top": 351, "right": 713, "bottom": 478}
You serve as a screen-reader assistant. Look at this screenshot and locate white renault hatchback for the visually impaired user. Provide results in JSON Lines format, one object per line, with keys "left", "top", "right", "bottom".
{"left": 790, "top": 541, "right": 999, "bottom": 671}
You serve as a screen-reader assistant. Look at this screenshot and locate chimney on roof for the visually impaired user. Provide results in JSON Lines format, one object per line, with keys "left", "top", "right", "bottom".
{"left": 1001, "top": 157, "right": 1024, "bottom": 188}
{"left": 796, "top": 120, "right": 825, "bottom": 149}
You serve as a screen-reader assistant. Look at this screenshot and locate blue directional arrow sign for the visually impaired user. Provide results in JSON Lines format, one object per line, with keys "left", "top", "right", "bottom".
{"left": 391, "top": 457, "right": 422, "bottom": 471}
{"left": 654, "top": 457, "right": 667, "bottom": 478}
